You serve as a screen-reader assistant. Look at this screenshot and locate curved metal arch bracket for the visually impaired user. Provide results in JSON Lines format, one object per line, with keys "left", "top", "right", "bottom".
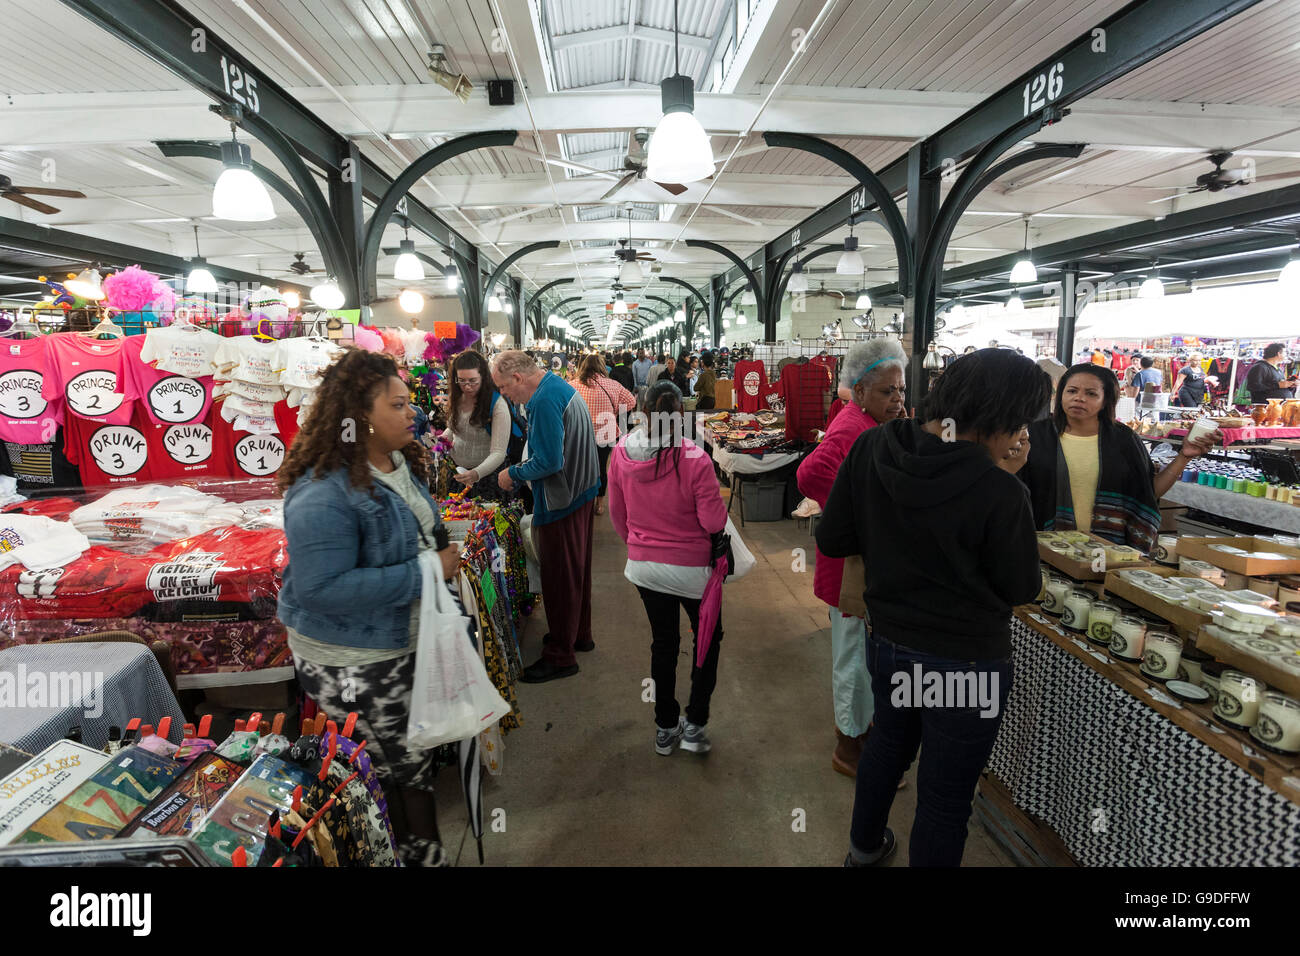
{"left": 362, "top": 130, "right": 518, "bottom": 300}
{"left": 654, "top": 276, "right": 709, "bottom": 315}
{"left": 685, "top": 242, "right": 764, "bottom": 332}
{"left": 763, "top": 132, "right": 913, "bottom": 296}
{"left": 480, "top": 241, "right": 560, "bottom": 341}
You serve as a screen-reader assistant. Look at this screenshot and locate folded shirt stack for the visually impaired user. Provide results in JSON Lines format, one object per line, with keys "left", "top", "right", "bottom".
{"left": 0, "top": 514, "right": 90, "bottom": 571}
{"left": 68, "top": 484, "right": 231, "bottom": 550}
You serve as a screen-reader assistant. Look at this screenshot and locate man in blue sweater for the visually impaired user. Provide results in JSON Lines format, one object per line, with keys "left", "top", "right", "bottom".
{"left": 493, "top": 350, "right": 600, "bottom": 682}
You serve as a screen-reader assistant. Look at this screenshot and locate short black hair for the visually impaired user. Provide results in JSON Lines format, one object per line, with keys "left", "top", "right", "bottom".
{"left": 701, "top": 350, "right": 715, "bottom": 368}
{"left": 1265, "top": 342, "right": 1286, "bottom": 360}
{"left": 622, "top": 350, "right": 634, "bottom": 365}
{"left": 1140, "top": 355, "right": 1154, "bottom": 368}
{"left": 922, "top": 348, "right": 1051, "bottom": 439}
{"left": 1052, "top": 363, "right": 1119, "bottom": 434}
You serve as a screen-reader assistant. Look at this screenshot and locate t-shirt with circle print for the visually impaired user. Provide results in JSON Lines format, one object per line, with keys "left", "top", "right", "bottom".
{"left": 212, "top": 402, "right": 298, "bottom": 479}
{"left": 732, "top": 360, "right": 769, "bottom": 413}
{"left": 0, "top": 336, "right": 57, "bottom": 443}
{"left": 212, "top": 336, "right": 282, "bottom": 388}
{"left": 136, "top": 406, "right": 220, "bottom": 481}
{"left": 117, "top": 334, "right": 214, "bottom": 427}
{"left": 61, "top": 406, "right": 153, "bottom": 487}
{"left": 40, "top": 333, "right": 135, "bottom": 425}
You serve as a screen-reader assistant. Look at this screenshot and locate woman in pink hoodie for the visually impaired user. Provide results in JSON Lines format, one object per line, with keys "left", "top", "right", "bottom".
{"left": 609, "top": 380, "right": 729, "bottom": 757}
{"left": 796, "top": 338, "right": 908, "bottom": 778}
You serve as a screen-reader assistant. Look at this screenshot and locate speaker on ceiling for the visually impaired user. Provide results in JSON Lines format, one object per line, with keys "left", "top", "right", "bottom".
{"left": 488, "top": 80, "right": 515, "bottom": 106}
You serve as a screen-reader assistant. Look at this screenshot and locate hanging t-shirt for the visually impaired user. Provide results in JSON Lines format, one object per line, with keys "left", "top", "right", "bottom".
{"left": 215, "top": 379, "right": 286, "bottom": 404}
{"left": 218, "top": 394, "right": 278, "bottom": 423}
{"left": 139, "top": 325, "right": 223, "bottom": 378}
{"left": 61, "top": 406, "right": 154, "bottom": 487}
{"left": 211, "top": 404, "right": 298, "bottom": 480}
{"left": 732, "top": 360, "right": 770, "bottom": 414}
{"left": 277, "top": 338, "right": 343, "bottom": 390}
{"left": 137, "top": 410, "right": 220, "bottom": 482}
{"left": 0, "top": 432, "right": 82, "bottom": 495}
{"left": 212, "top": 336, "right": 282, "bottom": 387}
{"left": 0, "top": 337, "right": 57, "bottom": 443}
{"left": 117, "top": 335, "right": 214, "bottom": 427}
{"left": 780, "top": 362, "right": 832, "bottom": 443}
{"left": 41, "top": 333, "right": 135, "bottom": 425}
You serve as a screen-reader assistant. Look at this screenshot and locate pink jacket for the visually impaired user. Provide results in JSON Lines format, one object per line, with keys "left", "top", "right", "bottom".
{"left": 608, "top": 435, "right": 728, "bottom": 567}
{"left": 796, "top": 404, "right": 878, "bottom": 609}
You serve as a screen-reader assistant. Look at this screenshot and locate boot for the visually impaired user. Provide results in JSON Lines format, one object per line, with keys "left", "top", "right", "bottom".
{"left": 832, "top": 728, "right": 862, "bottom": 778}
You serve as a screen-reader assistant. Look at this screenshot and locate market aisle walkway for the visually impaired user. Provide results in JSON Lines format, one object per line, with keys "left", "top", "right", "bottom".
{"left": 437, "top": 499, "right": 1016, "bottom": 867}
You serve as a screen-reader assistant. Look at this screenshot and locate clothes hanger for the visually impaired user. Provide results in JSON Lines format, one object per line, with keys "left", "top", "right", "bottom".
{"left": 79, "top": 308, "right": 124, "bottom": 339}
{"left": 0, "top": 306, "right": 40, "bottom": 339}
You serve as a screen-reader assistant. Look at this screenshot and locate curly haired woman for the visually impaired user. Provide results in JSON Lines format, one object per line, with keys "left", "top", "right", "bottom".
{"left": 277, "top": 348, "right": 461, "bottom": 867}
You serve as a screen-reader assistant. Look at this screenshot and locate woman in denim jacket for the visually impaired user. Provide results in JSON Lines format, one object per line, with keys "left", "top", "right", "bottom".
{"left": 277, "top": 349, "right": 460, "bottom": 867}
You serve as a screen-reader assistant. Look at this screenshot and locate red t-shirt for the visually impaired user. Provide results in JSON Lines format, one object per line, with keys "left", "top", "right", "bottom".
{"left": 117, "top": 335, "right": 215, "bottom": 427}
{"left": 0, "top": 337, "right": 58, "bottom": 443}
{"left": 61, "top": 407, "right": 154, "bottom": 487}
{"left": 211, "top": 404, "right": 297, "bottom": 480}
{"left": 138, "top": 411, "right": 221, "bottom": 481}
{"left": 40, "top": 333, "right": 135, "bottom": 426}
{"left": 142, "top": 527, "right": 286, "bottom": 605}
{"left": 0, "top": 544, "right": 153, "bottom": 620}
{"left": 780, "top": 362, "right": 833, "bottom": 443}
{"left": 733, "top": 360, "right": 770, "bottom": 413}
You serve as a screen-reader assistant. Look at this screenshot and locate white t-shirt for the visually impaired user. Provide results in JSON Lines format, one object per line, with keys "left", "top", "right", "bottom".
{"left": 213, "top": 336, "right": 282, "bottom": 386}
{"left": 140, "top": 325, "right": 223, "bottom": 378}
{"left": 623, "top": 560, "right": 713, "bottom": 600}
{"left": 0, "top": 515, "right": 90, "bottom": 572}
{"left": 216, "top": 379, "right": 286, "bottom": 404}
{"left": 219, "top": 394, "right": 278, "bottom": 422}
{"left": 233, "top": 413, "right": 279, "bottom": 436}
{"left": 278, "top": 338, "right": 343, "bottom": 389}
{"left": 69, "top": 484, "right": 228, "bottom": 548}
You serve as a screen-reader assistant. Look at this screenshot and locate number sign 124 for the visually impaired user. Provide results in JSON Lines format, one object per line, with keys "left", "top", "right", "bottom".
{"left": 1022, "top": 63, "right": 1063, "bottom": 116}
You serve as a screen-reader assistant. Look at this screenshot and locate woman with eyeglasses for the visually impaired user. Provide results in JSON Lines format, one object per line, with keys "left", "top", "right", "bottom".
{"left": 442, "top": 349, "right": 520, "bottom": 500}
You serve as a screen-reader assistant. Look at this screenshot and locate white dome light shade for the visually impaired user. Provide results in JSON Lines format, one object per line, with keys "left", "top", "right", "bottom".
{"left": 645, "top": 76, "right": 714, "bottom": 185}
{"left": 547, "top": 313, "right": 558, "bottom": 327}
{"left": 282, "top": 289, "right": 301, "bottom": 310}
{"left": 444, "top": 263, "right": 459, "bottom": 290}
{"left": 788, "top": 264, "right": 809, "bottom": 294}
{"left": 741, "top": 289, "right": 756, "bottom": 306}
{"left": 674, "top": 309, "right": 685, "bottom": 323}
{"left": 855, "top": 290, "right": 872, "bottom": 310}
{"left": 393, "top": 240, "right": 424, "bottom": 281}
{"left": 1280, "top": 255, "right": 1300, "bottom": 290}
{"left": 836, "top": 236, "right": 864, "bottom": 275}
{"left": 736, "top": 311, "right": 747, "bottom": 325}
{"left": 612, "top": 294, "right": 628, "bottom": 315}
{"left": 65, "top": 267, "right": 106, "bottom": 300}
{"left": 619, "top": 260, "right": 643, "bottom": 285}
{"left": 723, "top": 318, "right": 731, "bottom": 329}
{"left": 1139, "top": 275, "right": 1165, "bottom": 299}
{"left": 722, "top": 304, "right": 736, "bottom": 320}
{"left": 487, "top": 294, "right": 502, "bottom": 312}
{"left": 1006, "top": 293, "right": 1024, "bottom": 314}
{"left": 311, "top": 279, "right": 345, "bottom": 310}
{"left": 212, "top": 168, "right": 274, "bottom": 222}
{"left": 186, "top": 263, "right": 218, "bottom": 294}
{"left": 399, "top": 289, "right": 424, "bottom": 314}
{"left": 1009, "top": 257, "right": 1037, "bottom": 284}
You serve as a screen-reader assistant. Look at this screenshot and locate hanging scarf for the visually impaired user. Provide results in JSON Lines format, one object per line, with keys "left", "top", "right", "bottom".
{"left": 1023, "top": 420, "right": 1161, "bottom": 553}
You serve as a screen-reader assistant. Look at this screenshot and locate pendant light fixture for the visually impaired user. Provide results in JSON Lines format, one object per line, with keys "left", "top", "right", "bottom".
{"left": 185, "top": 224, "right": 218, "bottom": 294}
{"left": 612, "top": 291, "right": 628, "bottom": 315}
{"left": 674, "top": 308, "right": 685, "bottom": 323}
{"left": 1138, "top": 263, "right": 1164, "bottom": 299}
{"left": 547, "top": 313, "right": 559, "bottom": 328}
{"left": 213, "top": 123, "right": 275, "bottom": 221}
{"left": 722, "top": 303, "right": 737, "bottom": 320}
{"left": 645, "top": 0, "right": 715, "bottom": 185}
{"left": 736, "top": 310, "right": 747, "bottom": 325}
{"left": 393, "top": 219, "right": 424, "bottom": 281}
{"left": 311, "top": 278, "right": 345, "bottom": 310}
{"left": 788, "top": 254, "right": 809, "bottom": 294}
{"left": 503, "top": 298, "right": 513, "bottom": 315}
{"left": 1009, "top": 216, "right": 1037, "bottom": 284}
{"left": 65, "top": 264, "right": 106, "bottom": 300}
{"left": 282, "top": 289, "right": 301, "bottom": 310}
{"left": 399, "top": 289, "right": 424, "bottom": 314}
{"left": 836, "top": 225, "right": 864, "bottom": 275}
{"left": 487, "top": 291, "right": 502, "bottom": 312}
{"left": 741, "top": 289, "right": 756, "bottom": 306}
{"left": 444, "top": 261, "right": 459, "bottom": 291}
{"left": 1006, "top": 292, "right": 1024, "bottom": 314}
{"left": 854, "top": 266, "right": 871, "bottom": 310}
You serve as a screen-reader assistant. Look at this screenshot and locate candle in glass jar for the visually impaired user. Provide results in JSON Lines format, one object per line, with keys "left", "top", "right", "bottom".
{"left": 1087, "top": 601, "right": 1119, "bottom": 645}
{"left": 1141, "top": 630, "right": 1183, "bottom": 680}
{"left": 1110, "top": 615, "right": 1147, "bottom": 661}
{"left": 1151, "top": 534, "right": 1178, "bottom": 565}
{"left": 1215, "top": 670, "right": 1265, "bottom": 729}
{"left": 1061, "top": 589, "right": 1093, "bottom": 631}
{"left": 1041, "top": 575, "right": 1069, "bottom": 615}
{"left": 1254, "top": 692, "right": 1300, "bottom": 754}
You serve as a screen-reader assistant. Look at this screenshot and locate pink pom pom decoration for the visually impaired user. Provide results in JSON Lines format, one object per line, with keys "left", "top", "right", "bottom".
{"left": 102, "top": 265, "right": 169, "bottom": 312}
{"left": 353, "top": 324, "right": 384, "bottom": 352}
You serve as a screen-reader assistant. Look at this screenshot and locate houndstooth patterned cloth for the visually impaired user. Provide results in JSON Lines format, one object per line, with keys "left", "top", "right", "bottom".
{"left": 989, "top": 616, "right": 1300, "bottom": 866}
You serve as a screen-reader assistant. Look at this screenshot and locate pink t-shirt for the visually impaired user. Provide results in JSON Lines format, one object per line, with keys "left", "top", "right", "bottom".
{"left": 0, "top": 337, "right": 58, "bottom": 443}
{"left": 41, "top": 333, "right": 135, "bottom": 426}
{"left": 116, "top": 334, "right": 214, "bottom": 427}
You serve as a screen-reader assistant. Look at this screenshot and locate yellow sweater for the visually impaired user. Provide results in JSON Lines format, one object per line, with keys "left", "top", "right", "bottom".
{"left": 1060, "top": 432, "right": 1100, "bottom": 532}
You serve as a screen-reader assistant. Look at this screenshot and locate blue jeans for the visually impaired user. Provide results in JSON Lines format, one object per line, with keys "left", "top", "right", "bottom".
{"left": 849, "top": 632, "right": 1013, "bottom": 867}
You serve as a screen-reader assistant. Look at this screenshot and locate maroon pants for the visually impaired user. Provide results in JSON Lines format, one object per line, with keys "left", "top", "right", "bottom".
{"left": 534, "top": 498, "right": 595, "bottom": 667}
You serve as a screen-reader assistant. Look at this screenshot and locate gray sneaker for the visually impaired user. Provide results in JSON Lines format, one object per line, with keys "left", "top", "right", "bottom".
{"left": 681, "top": 721, "right": 711, "bottom": 753}
{"left": 655, "top": 717, "right": 686, "bottom": 755}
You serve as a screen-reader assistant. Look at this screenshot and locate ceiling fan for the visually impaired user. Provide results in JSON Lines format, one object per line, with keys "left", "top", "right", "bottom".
{"left": 0, "top": 174, "right": 85, "bottom": 215}
{"left": 278, "top": 253, "right": 322, "bottom": 276}
{"left": 803, "top": 282, "right": 847, "bottom": 303}
{"left": 599, "top": 129, "right": 691, "bottom": 201}
{"left": 1149, "top": 150, "right": 1300, "bottom": 203}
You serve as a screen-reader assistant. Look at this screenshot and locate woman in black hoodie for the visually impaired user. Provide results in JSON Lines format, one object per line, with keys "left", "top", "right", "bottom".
{"left": 817, "top": 348, "right": 1050, "bottom": 867}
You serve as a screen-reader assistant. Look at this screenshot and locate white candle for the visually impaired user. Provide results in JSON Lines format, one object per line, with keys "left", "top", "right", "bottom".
{"left": 1215, "top": 670, "right": 1265, "bottom": 729}
{"left": 1041, "top": 576, "right": 1069, "bottom": 615}
{"left": 1255, "top": 693, "right": 1300, "bottom": 753}
{"left": 1088, "top": 602, "right": 1119, "bottom": 645}
{"left": 1142, "top": 630, "right": 1183, "bottom": 680}
{"left": 1061, "top": 589, "right": 1094, "bottom": 632}
{"left": 1110, "top": 615, "right": 1147, "bottom": 661}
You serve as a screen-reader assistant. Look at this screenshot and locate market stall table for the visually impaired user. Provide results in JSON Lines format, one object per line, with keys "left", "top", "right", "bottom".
{"left": 697, "top": 416, "right": 805, "bottom": 525}
{"left": 0, "top": 642, "right": 185, "bottom": 753}
{"left": 986, "top": 608, "right": 1300, "bottom": 866}
{"left": 1161, "top": 482, "right": 1300, "bottom": 534}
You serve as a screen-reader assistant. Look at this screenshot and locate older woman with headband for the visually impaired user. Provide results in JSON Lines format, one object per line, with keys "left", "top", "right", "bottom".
{"left": 797, "top": 338, "right": 908, "bottom": 779}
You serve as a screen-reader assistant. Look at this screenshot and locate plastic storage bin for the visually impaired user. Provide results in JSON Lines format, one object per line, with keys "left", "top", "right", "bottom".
{"left": 741, "top": 478, "right": 786, "bottom": 522}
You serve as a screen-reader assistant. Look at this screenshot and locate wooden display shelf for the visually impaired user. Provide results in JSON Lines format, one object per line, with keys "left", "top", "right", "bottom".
{"left": 1195, "top": 626, "right": 1300, "bottom": 698}
{"left": 1038, "top": 533, "right": 1152, "bottom": 581}
{"left": 1100, "top": 566, "right": 1213, "bottom": 639}
{"left": 1015, "top": 607, "right": 1300, "bottom": 808}
{"left": 1178, "top": 535, "right": 1300, "bottom": 577}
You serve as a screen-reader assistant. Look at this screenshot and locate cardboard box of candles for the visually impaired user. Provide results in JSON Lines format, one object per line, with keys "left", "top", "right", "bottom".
{"left": 1196, "top": 627, "right": 1300, "bottom": 700}
{"left": 1038, "top": 530, "right": 1152, "bottom": 581}
{"left": 1177, "top": 536, "right": 1300, "bottom": 577}
{"left": 1101, "top": 566, "right": 1216, "bottom": 639}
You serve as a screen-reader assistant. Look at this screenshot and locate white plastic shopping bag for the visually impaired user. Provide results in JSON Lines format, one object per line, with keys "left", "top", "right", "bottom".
{"left": 726, "top": 517, "right": 756, "bottom": 579}
{"left": 407, "top": 554, "right": 511, "bottom": 749}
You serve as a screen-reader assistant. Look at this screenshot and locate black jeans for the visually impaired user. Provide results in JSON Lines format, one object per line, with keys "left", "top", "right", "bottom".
{"left": 849, "top": 631, "right": 1012, "bottom": 867}
{"left": 597, "top": 443, "right": 612, "bottom": 497}
{"left": 636, "top": 586, "right": 723, "bottom": 730}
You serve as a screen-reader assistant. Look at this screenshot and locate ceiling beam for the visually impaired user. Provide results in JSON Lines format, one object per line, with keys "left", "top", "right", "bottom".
{"left": 550, "top": 23, "right": 711, "bottom": 54}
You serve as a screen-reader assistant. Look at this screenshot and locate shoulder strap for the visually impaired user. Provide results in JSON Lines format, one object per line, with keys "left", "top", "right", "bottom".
{"left": 484, "top": 390, "right": 500, "bottom": 434}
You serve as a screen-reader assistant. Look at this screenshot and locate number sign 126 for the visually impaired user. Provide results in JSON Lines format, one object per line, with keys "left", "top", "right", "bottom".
{"left": 1022, "top": 63, "right": 1063, "bottom": 116}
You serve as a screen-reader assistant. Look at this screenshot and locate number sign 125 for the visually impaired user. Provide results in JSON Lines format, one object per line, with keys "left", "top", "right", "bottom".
{"left": 1022, "top": 62, "right": 1064, "bottom": 116}
{"left": 220, "top": 56, "right": 261, "bottom": 113}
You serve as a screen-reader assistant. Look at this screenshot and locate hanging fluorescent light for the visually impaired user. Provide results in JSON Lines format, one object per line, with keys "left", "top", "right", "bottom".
{"left": 836, "top": 236, "right": 864, "bottom": 275}
{"left": 444, "top": 261, "right": 459, "bottom": 290}
{"left": 736, "top": 310, "right": 747, "bottom": 325}
{"left": 311, "top": 278, "right": 345, "bottom": 310}
{"left": 64, "top": 266, "right": 106, "bottom": 300}
{"left": 644, "top": 2, "right": 714, "bottom": 184}
{"left": 788, "top": 260, "right": 809, "bottom": 294}
{"left": 213, "top": 126, "right": 274, "bottom": 221}
{"left": 741, "top": 289, "right": 756, "bottom": 306}
{"left": 282, "top": 289, "right": 301, "bottom": 310}
{"left": 184, "top": 224, "right": 217, "bottom": 293}
{"left": 1139, "top": 274, "right": 1165, "bottom": 299}
{"left": 487, "top": 293, "right": 502, "bottom": 312}
{"left": 674, "top": 309, "right": 685, "bottom": 323}
{"left": 393, "top": 238, "right": 424, "bottom": 281}
{"left": 1006, "top": 292, "right": 1024, "bottom": 314}
{"left": 619, "top": 260, "right": 643, "bottom": 285}
{"left": 612, "top": 292, "right": 628, "bottom": 315}
{"left": 399, "top": 289, "right": 424, "bottom": 314}
{"left": 1009, "top": 217, "right": 1037, "bottom": 283}
{"left": 722, "top": 304, "right": 737, "bottom": 320}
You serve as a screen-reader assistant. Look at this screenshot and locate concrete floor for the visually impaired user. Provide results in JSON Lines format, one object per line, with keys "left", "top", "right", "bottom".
{"left": 437, "top": 495, "right": 1016, "bottom": 867}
